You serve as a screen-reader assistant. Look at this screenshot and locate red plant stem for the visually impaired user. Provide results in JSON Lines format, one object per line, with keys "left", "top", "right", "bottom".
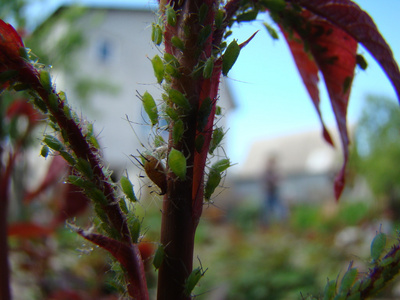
{"left": 0, "top": 153, "right": 16, "bottom": 300}
{"left": 20, "top": 71, "right": 149, "bottom": 299}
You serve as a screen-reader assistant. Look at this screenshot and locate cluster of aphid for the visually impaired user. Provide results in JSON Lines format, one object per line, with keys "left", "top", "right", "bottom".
{"left": 309, "top": 231, "right": 400, "bottom": 300}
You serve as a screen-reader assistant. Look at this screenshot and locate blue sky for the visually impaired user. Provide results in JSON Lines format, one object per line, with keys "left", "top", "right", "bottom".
{"left": 25, "top": 0, "right": 400, "bottom": 166}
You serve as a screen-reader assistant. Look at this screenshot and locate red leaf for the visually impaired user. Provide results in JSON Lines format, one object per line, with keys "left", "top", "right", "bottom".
{"left": 305, "top": 14, "right": 357, "bottom": 199}
{"left": 0, "top": 19, "right": 24, "bottom": 60}
{"left": 281, "top": 28, "right": 334, "bottom": 146}
{"left": 8, "top": 222, "right": 52, "bottom": 238}
{"left": 288, "top": 0, "right": 400, "bottom": 101}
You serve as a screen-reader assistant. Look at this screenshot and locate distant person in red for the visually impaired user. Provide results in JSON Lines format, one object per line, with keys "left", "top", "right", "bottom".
{"left": 261, "top": 156, "right": 282, "bottom": 226}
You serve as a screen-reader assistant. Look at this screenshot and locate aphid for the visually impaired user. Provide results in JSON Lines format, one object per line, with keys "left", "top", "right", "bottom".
{"left": 263, "top": 22, "right": 279, "bottom": 40}
{"left": 198, "top": 3, "right": 208, "bottom": 24}
{"left": 0, "top": 70, "right": 18, "bottom": 84}
{"left": 323, "top": 279, "right": 336, "bottom": 300}
{"left": 164, "top": 53, "right": 180, "bottom": 78}
{"left": 60, "top": 150, "right": 76, "bottom": 165}
{"left": 120, "top": 176, "right": 138, "bottom": 202}
{"left": 151, "top": 55, "right": 164, "bottom": 84}
{"left": 215, "top": 9, "right": 224, "bottom": 29}
{"left": 197, "top": 97, "right": 212, "bottom": 132}
{"left": 166, "top": 6, "right": 177, "bottom": 27}
{"left": 371, "top": 232, "right": 386, "bottom": 262}
{"left": 184, "top": 265, "right": 207, "bottom": 297}
{"left": 236, "top": 9, "right": 259, "bottom": 22}
{"left": 142, "top": 91, "right": 159, "bottom": 126}
{"left": 195, "top": 134, "right": 205, "bottom": 153}
{"left": 204, "top": 159, "right": 231, "bottom": 201}
{"left": 39, "top": 70, "right": 52, "bottom": 92}
{"left": 168, "top": 88, "right": 191, "bottom": 111}
{"left": 209, "top": 127, "right": 224, "bottom": 154}
{"left": 171, "top": 36, "right": 185, "bottom": 51}
{"left": 203, "top": 56, "right": 214, "bottom": 79}
{"left": 76, "top": 158, "right": 94, "bottom": 180}
{"left": 143, "top": 154, "right": 167, "bottom": 195}
{"left": 172, "top": 119, "right": 184, "bottom": 144}
{"left": 43, "top": 134, "right": 65, "bottom": 152}
{"left": 87, "top": 187, "right": 108, "bottom": 206}
{"left": 168, "top": 148, "right": 186, "bottom": 180}
{"left": 339, "top": 267, "right": 357, "bottom": 293}
{"left": 48, "top": 93, "right": 59, "bottom": 111}
{"left": 151, "top": 23, "right": 163, "bottom": 45}
{"left": 222, "top": 40, "right": 240, "bottom": 76}
{"left": 153, "top": 244, "right": 165, "bottom": 270}
{"left": 380, "top": 256, "right": 394, "bottom": 266}
{"left": 342, "top": 76, "right": 353, "bottom": 94}
{"left": 262, "top": 0, "right": 286, "bottom": 12}
{"left": 356, "top": 54, "right": 368, "bottom": 70}
{"left": 40, "top": 145, "right": 49, "bottom": 158}
{"left": 32, "top": 96, "right": 48, "bottom": 114}
{"left": 197, "top": 25, "right": 211, "bottom": 46}
{"left": 128, "top": 216, "right": 141, "bottom": 243}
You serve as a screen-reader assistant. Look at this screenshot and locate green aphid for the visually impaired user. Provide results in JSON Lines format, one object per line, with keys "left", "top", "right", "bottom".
{"left": 380, "top": 256, "right": 393, "bottom": 266}
{"left": 63, "top": 104, "right": 72, "bottom": 120}
{"left": 32, "top": 97, "right": 48, "bottom": 114}
{"left": 204, "top": 169, "right": 221, "bottom": 201}
{"left": 168, "top": 89, "right": 191, "bottom": 110}
{"left": 60, "top": 150, "right": 76, "bottom": 165}
{"left": 195, "top": 135, "right": 205, "bottom": 153}
{"left": 197, "top": 97, "right": 212, "bottom": 131}
{"left": 48, "top": 93, "right": 59, "bottom": 111}
{"left": 236, "top": 9, "right": 259, "bottom": 22}
{"left": 43, "top": 134, "right": 65, "bottom": 152}
{"left": 68, "top": 175, "right": 93, "bottom": 190}
{"left": 222, "top": 40, "right": 240, "bottom": 76}
{"left": 197, "top": 25, "right": 211, "bottom": 46}
{"left": 119, "top": 198, "right": 128, "bottom": 214}
{"left": 215, "top": 9, "right": 224, "bottom": 29}
{"left": 151, "top": 55, "right": 164, "bottom": 84}
{"left": 142, "top": 91, "right": 159, "bottom": 126}
{"left": 204, "top": 159, "right": 230, "bottom": 201}
{"left": 168, "top": 148, "right": 186, "bottom": 180}
{"left": 154, "top": 135, "right": 165, "bottom": 147}
{"left": 88, "top": 188, "right": 108, "bottom": 206}
{"left": 212, "top": 158, "right": 231, "bottom": 173}
{"left": 40, "top": 145, "right": 49, "bottom": 158}
{"left": 264, "top": 22, "right": 279, "bottom": 40}
{"left": 371, "top": 232, "right": 386, "bottom": 262}
{"left": 198, "top": 3, "right": 208, "bottom": 24}
{"left": 151, "top": 23, "right": 163, "bottom": 45}
{"left": 342, "top": 76, "right": 353, "bottom": 94}
{"left": 153, "top": 244, "right": 165, "bottom": 270}
{"left": 166, "top": 6, "right": 177, "bottom": 27}
{"left": 203, "top": 56, "right": 214, "bottom": 79}
{"left": 215, "top": 105, "right": 222, "bottom": 115}
{"left": 165, "top": 106, "right": 179, "bottom": 121}
{"left": 323, "top": 279, "right": 336, "bottom": 300}
{"left": 76, "top": 158, "right": 94, "bottom": 179}
{"left": 260, "top": 0, "right": 287, "bottom": 12}
{"left": 172, "top": 119, "right": 184, "bottom": 144}
{"left": 339, "top": 267, "right": 358, "bottom": 293}
{"left": 39, "top": 70, "right": 52, "bottom": 92}
{"left": 209, "top": 127, "right": 224, "bottom": 154}
{"left": 171, "top": 36, "right": 185, "bottom": 51}
{"left": 129, "top": 216, "right": 141, "bottom": 243}
{"left": 356, "top": 54, "right": 368, "bottom": 70}
{"left": 120, "top": 176, "right": 138, "bottom": 202}
{"left": 184, "top": 267, "right": 206, "bottom": 297}
{"left": 19, "top": 47, "right": 30, "bottom": 60}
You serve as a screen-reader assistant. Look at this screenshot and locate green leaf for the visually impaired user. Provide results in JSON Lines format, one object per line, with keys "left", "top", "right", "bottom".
{"left": 168, "top": 148, "right": 186, "bottom": 180}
